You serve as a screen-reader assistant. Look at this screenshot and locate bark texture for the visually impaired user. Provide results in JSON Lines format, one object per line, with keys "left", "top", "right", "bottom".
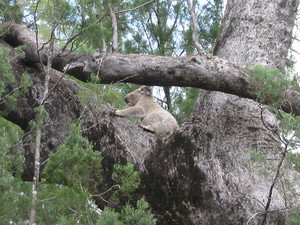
{"left": 187, "top": 0, "right": 300, "bottom": 224}
{"left": 1, "top": 0, "right": 300, "bottom": 224}
{"left": 215, "top": 0, "right": 297, "bottom": 70}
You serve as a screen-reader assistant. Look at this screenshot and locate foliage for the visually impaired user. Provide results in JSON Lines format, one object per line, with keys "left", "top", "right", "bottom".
{"left": 41, "top": 123, "right": 154, "bottom": 224}
{"left": 169, "top": 87, "right": 199, "bottom": 123}
{"left": 121, "top": 198, "right": 156, "bottom": 225}
{"left": 0, "top": 177, "right": 32, "bottom": 225}
{"left": 0, "top": 176, "right": 101, "bottom": 224}
{"left": 0, "top": 45, "right": 31, "bottom": 223}
{"left": 72, "top": 73, "right": 141, "bottom": 111}
{"left": 112, "top": 163, "right": 141, "bottom": 201}
{"left": 0, "top": 117, "right": 24, "bottom": 177}
{"left": 0, "top": 0, "right": 23, "bottom": 24}
{"left": 0, "top": 47, "right": 32, "bottom": 116}
{"left": 287, "top": 152, "right": 300, "bottom": 167}
{"left": 0, "top": 120, "right": 155, "bottom": 224}
{"left": 0, "top": 117, "right": 28, "bottom": 224}
{"left": 43, "top": 122, "right": 103, "bottom": 190}
{"left": 197, "top": 0, "right": 223, "bottom": 53}
{"left": 25, "top": 0, "right": 131, "bottom": 52}
{"left": 246, "top": 65, "right": 300, "bottom": 223}
{"left": 98, "top": 207, "right": 123, "bottom": 225}
{"left": 247, "top": 64, "right": 291, "bottom": 108}
{"left": 286, "top": 206, "right": 300, "bottom": 225}
{"left": 35, "top": 184, "right": 100, "bottom": 224}
{"left": 98, "top": 198, "right": 157, "bottom": 225}
{"left": 277, "top": 111, "right": 300, "bottom": 150}
{"left": 249, "top": 149, "right": 267, "bottom": 163}
{"left": 127, "top": 0, "right": 182, "bottom": 56}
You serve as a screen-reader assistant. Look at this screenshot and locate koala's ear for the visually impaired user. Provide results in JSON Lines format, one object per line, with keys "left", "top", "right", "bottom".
{"left": 141, "top": 86, "right": 153, "bottom": 96}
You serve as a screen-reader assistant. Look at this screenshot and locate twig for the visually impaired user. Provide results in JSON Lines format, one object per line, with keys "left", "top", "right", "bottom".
{"left": 82, "top": 123, "right": 99, "bottom": 132}
{"left": 106, "top": 102, "right": 116, "bottom": 111}
{"left": 115, "top": 74, "right": 141, "bottom": 83}
{"left": 290, "top": 47, "right": 300, "bottom": 56}
{"left": 41, "top": 63, "right": 71, "bottom": 105}
{"left": 0, "top": 86, "right": 22, "bottom": 105}
{"left": 186, "top": 0, "right": 206, "bottom": 55}
{"left": 94, "top": 184, "right": 121, "bottom": 197}
{"left": 118, "top": 0, "right": 155, "bottom": 14}
{"left": 69, "top": 208, "right": 78, "bottom": 214}
{"left": 77, "top": 106, "right": 88, "bottom": 124}
{"left": 246, "top": 212, "right": 259, "bottom": 225}
{"left": 93, "top": 184, "right": 121, "bottom": 204}
{"left": 260, "top": 144, "right": 288, "bottom": 225}
{"left": 257, "top": 105, "right": 292, "bottom": 224}
{"left": 231, "top": 181, "right": 265, "bottom": 207}
{"left": 38, "top": 196, "right": 57, "bottom": 202}
{"left": 40, "top": 157, "right": 51, "bottom": 167}
{"left": 258, "top": 105, "right": 282, "bottom": 144}
{"left": 57, "top": 32, "right": 82, "bottom": 56}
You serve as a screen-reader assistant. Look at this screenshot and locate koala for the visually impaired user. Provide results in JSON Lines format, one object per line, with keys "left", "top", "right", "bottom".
{"left": 114, "top": 86, "right": 179, "bottom": 134}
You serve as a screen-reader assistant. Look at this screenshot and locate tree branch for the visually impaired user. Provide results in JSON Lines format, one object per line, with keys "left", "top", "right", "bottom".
{"left": 118, "top": 0, "right": 155, "bottom": 14}
{"left": 4, "top": 23, "right": 300, "bottom": 116}
{"left": 186, "top": 0, "right": 206, "bottom": 55}
{"left": 261, "top": 149, "right": 287, "bottom": 225}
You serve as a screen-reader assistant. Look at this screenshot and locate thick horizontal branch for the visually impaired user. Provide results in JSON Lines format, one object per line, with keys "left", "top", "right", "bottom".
{"left": 100, "top": 54, "right": 252, "bottom": 96}
{"left": 4, "top": 23, "right": 300, "bottom": 115}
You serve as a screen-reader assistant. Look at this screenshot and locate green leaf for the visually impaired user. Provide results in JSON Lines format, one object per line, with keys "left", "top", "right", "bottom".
{"left": 112, "top": 163, "right": 141, "bottom": 200}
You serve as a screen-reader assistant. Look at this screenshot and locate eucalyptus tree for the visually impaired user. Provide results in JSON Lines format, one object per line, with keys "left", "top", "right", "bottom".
{"left": 1, "top": 0, "right": 300, "bottom": 224}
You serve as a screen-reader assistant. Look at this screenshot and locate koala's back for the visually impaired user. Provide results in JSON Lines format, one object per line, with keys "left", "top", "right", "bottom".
{"left": 141, "top": 107, "right": 179, "bottom": 134}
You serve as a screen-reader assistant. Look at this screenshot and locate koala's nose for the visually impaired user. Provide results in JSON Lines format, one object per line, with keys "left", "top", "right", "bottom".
{"left": 125, "top": 96, "right": 128, "bottom": 103}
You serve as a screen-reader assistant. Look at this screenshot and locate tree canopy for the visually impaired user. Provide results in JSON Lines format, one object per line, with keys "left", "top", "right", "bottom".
{"left": 0, "top": 0, "right": 300, "bottom": 224}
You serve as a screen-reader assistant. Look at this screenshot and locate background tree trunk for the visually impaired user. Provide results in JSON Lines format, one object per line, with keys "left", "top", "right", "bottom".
{"left": 214, "top": 0, "right": 297, "bottom": 71}
{"left": 1, "top": 0, "right": 300, "bottom": 224}
{"left": 186, "top": 0, "right": 299, "bottom": 224}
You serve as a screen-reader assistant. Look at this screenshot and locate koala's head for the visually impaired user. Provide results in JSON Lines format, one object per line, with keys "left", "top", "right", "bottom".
{"left": 125, "top": 86, "right": 152, "bottom": 106}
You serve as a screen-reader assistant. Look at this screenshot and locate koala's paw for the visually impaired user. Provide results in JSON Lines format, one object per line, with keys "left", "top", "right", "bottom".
{"left": 106, "top": 103, "right": 117, "bottom": 116}
{"left": 110, "top": 108, "right": 117, "bottom": 116}
{"left": 139, "top": 124, "right": 155, "bottom": 133}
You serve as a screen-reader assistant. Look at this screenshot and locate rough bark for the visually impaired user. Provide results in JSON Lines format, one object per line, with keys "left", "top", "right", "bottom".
{"left": 214, "top": 0, "right": 297, "bottom": 71}
{"left": 186, "top": 0, "right": 300, "bottom": 224}
{"left": 1, "top": 0, "right": 300, "bottom": 224}
{"left": 5, "top": 23, "right": 300, "bottom": 116}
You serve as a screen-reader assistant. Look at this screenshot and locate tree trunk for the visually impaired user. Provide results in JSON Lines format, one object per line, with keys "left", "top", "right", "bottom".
{"left": 214, "top": 0, "right": 297, "bottom": 71}
{"left": 187, "top": 0, "right": 299, "bottom": 224}
{"left": 1, "top": 0, "right": 300, "bottom": 224}
{"left": 108, "top": 3, "right": 119, "bottom": 53}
